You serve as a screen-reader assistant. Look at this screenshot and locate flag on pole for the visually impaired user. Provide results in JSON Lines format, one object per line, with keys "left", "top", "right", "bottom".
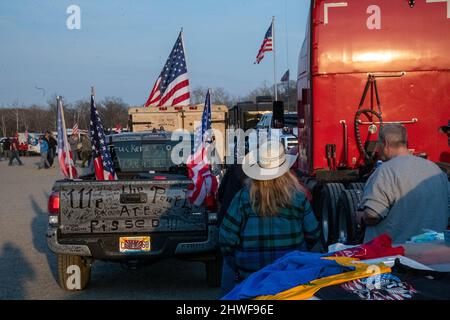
{"left": 186, "top": 90, "right": 218, "bottom": 206}
{"left": 57, "top": 97, "right": 78, "bottom": 179}
{"left": 72, "top": 123, "right": 79, "bottom": 136}
{"left": 145, "top": 31, "right": 191, "bottom": 107}
{"left": 90, "top": 94, "right": 117, "bottom": 180}
{"left": 255, "top": 21, "right": 274, "bottom": 64}
{"left": 281, "top": 69, "right": 290, "bottom": 82}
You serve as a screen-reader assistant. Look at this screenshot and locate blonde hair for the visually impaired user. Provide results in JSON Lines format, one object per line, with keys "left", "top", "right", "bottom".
{"left": 249, "top": 171, "right": 301, "bottom": 217}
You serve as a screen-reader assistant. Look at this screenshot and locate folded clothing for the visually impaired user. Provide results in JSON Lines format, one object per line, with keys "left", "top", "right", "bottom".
{"left": 329, "top": 234, "right": 405, "bottom": 260}
{"left": 316, "top": 259, "right": 450, "bottom": 300}
{"left": 256, "top": 259, "right": 390, "bottom": 300}
{"left": 221, "top": 251, "right": 356, "bottom": 300}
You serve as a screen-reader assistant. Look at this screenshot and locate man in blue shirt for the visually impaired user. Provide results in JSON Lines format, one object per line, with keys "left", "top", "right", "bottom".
{"left": 38, "top": 137, "right": 51, "bottom": 169}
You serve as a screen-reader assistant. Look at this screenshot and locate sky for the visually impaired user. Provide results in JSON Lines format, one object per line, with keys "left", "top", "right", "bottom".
{"left": 0, "top": 0, "right": 310, "bottom": 107}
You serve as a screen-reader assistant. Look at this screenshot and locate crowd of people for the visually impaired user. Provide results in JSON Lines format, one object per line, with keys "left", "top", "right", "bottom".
{"left": 0, "top": 131, "right": 92, "bottom": 169}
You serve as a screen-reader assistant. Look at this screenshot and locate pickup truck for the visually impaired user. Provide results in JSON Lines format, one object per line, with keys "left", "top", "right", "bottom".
{"left": 46, "top": 131, "right": 222, "bottom": 290}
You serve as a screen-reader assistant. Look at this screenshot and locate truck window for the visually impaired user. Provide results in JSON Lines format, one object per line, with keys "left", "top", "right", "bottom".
{"left": 111, "top": 139, "right": 188, "bottom": 174}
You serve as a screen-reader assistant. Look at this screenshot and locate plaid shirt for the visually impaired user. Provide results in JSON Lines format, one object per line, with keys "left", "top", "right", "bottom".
{"left": 219, "top": 187, "right": 320, "bottom": 279}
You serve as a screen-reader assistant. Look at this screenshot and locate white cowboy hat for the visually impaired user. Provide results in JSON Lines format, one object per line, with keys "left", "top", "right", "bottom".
{"left": 242, "top": 140, "right": 298, "bottom": 181}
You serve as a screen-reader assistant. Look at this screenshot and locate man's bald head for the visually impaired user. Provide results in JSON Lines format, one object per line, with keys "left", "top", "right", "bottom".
{"left": 378, "top": 124, "right": 408, "bottom": 148}
{"left": 377, "top": 124, "right": 409, "bottom": 160}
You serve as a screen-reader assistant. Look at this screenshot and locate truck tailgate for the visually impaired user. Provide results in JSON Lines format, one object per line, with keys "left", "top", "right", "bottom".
{"left": 57, "top": 180, "right": 206, "bottom": 234}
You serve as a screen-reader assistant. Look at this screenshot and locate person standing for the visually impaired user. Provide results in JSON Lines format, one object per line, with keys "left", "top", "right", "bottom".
{"left": 69, "top": 133, "right": 79, "bottom": 165}
{"left": 45, "top": 131, "right": 57, "bottom": 167}
{"left": 219, "top": 141, "right": 320, "bottom": 294}
{"left": 80, "top": 134, "right": 92, "bottom": 168}
{"left": 3, "top": 138, "right": 11, "bottom": 161}
{"left": 8, "top": 138, "right": 23, "bottom": 166}
{"left": 38, "top": 138, "right": 50, "bottom": 169}
{"left": 0, "top": 140, "right": 3, "bottom": 161}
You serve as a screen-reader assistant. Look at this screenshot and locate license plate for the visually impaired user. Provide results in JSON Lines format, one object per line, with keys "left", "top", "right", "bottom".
{"left": 119, "top": 236, "right": 151, "bottom": 253}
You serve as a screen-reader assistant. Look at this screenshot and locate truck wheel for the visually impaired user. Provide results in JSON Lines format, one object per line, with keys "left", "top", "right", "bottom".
{"left": 57, "top": 254, "right": 91, "bottom": 291}
{"left": 319, "top": 183, "right": 346, "bottom": 248}
{"left": 348, "top": 182, "right": 365, "bottom": 193}
{"left": 336, "top": 190, "right": 364, "bottom": 245}
{"left": 205, "top": 256, "right": 222, "bottom": 287}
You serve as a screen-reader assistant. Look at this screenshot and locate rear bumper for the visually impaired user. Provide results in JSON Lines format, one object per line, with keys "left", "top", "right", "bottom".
{"left": 46, "top": 228, "right": 92, "bottom": 256}
{"left": 46, "top": 225, "right": 219, "bottom": 260}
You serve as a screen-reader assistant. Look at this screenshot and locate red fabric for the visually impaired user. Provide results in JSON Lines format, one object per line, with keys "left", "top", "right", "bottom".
{"left": 331, "top": 234, "right": 405, "bottom": 260}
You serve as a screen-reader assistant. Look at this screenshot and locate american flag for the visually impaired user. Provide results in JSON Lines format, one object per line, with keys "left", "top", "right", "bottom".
{"left": 255, "top": 21, "right": 273, "bottom": 64}
{"left": 145, "top": 31, "right": 191, "bottom": 107}
{"left": 281, "top": 69, "right": 290, "bottom": 82}
{"left": 57, "top": 97, "right": 78, "bottom": 179}
{"left": 72, "top": 122, "right": 79, "bottom": 136}
{"left": 186, "top": 90, "right": 218, "bottom": 206}
{"left": 90, "top": 95, "right": 117, "bottom": 180}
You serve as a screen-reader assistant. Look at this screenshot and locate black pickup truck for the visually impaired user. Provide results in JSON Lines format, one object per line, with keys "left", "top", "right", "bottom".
{"left": 46, "top": 132, "right": 221, "bottom": 290}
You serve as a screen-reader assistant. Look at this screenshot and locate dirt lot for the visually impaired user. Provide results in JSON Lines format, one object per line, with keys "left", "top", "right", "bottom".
{"left": 0, "top": 156, "right": 221, "bottom": 299}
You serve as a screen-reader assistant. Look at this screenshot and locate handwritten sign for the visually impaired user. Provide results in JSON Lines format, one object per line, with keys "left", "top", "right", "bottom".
{"left": 59, "top": 182, "right": 206, "bottom": 234}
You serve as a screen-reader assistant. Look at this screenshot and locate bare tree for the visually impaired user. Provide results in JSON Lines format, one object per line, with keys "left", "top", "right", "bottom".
{"left": 191, "top": 86, "right": 236, "bottom": 106}
{"left": 98, "top": 97, "right": 129, "bottom": 131}
{"left": 1, "top": 112, "right": 7, "bottom": 137}
{"left": 241, "top": 81, "right": 275, "bottom": 102}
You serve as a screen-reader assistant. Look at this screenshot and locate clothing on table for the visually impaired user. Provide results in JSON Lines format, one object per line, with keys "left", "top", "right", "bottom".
{"left": 329, "top": 234, "right": 405, "bottom": 260}
{"left": 361, "top": 155, "right": 449, "bottom": 244}
{"left": 255, "top": 257, "right": 391, "bottom": 300}
{"left": 315, "top": 259, "right": 450, "bottom": 300}
{"left": 219, "top": 187, "right": 320, "bottom": 281}
{"left": 221, "top": 251, "right": 358, "bottom": 300}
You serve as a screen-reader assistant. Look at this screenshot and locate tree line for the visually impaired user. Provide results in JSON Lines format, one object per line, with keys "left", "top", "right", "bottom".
{"left": 0, "top": 81, "right": 296, "bottom": 137}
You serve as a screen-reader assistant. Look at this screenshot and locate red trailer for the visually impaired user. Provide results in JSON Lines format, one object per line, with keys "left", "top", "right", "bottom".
{"left": 297, "top": 0, "right": 450, "bottom": 247}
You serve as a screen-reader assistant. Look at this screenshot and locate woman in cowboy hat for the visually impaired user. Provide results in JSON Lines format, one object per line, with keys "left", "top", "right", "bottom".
{"left": 219, "top": 141, "right": 320, "bottom": 294}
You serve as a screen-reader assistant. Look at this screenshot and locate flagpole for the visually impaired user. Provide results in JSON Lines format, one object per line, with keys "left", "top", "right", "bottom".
{"left": 272, "top": 16, "right": 278, "bottom": 101}
{"left": 180, "top": 27, "right": 191, "bottom": 106}
{"left": 286, "top": 72, "right": 290, "bottom": 112}
{"left": 58, "top": 96, "right": 74, "bottom": 180}
{"left": 284, "top": 0, "right": 291, "bottom": 112}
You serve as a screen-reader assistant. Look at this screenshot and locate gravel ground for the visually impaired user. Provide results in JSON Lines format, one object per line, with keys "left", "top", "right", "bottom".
{"left": 0, "top": 156, "right": 221, "bottom": 300}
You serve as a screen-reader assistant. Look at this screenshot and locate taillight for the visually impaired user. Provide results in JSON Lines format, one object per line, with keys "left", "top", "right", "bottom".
{"left": 154, "top": 175, "right": 167, "bottom": 180}
{"left": 48, "top": 191, "right": 60, "bottom": 215}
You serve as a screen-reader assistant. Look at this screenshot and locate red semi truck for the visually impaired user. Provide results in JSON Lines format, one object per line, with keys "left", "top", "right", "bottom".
{"left": 296, "top": 0, "right": 450, "bottom": 247}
